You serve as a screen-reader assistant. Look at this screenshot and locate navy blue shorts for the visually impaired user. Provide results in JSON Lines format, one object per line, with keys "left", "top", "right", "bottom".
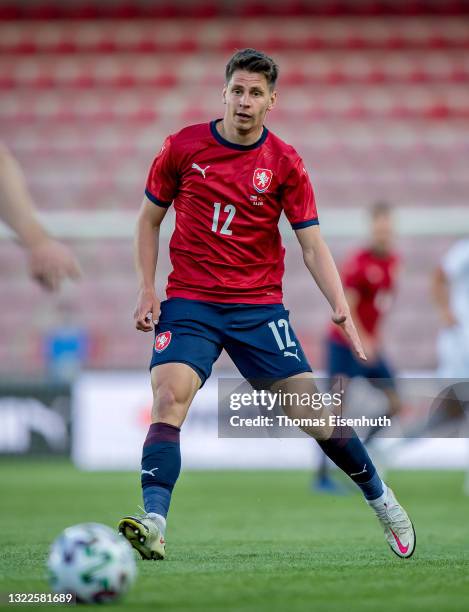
{"left": 150, "top": 298, "right": 312, "bottom": 386}
{"left": 326, "top": 338, "right": 396, "bottom": 390}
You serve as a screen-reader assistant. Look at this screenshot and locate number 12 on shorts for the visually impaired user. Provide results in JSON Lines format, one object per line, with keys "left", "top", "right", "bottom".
{"left": 268, "top": 319, "right": 296, "bottom": 351}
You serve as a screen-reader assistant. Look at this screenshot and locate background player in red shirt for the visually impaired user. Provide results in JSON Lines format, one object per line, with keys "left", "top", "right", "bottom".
{"left": 118, "top": 49, "right": 415, "bottom": 560}
{"left": 315, "top": 202, "right": 402, "bottom": 492}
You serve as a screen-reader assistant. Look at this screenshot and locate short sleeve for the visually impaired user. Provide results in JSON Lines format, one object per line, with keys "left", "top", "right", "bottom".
{"left": 281, "top": 155, "right": 319, "bottom": 230}
{"left": 145, "top": 136, "right": 178, "bottom": 208}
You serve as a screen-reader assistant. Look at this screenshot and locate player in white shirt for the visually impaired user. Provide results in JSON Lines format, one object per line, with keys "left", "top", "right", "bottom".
{"left": 433, "top": 238, "right": 469, "bottom": 493}
{"left": 433, "top": 239, "right": 469, "bottom": 378}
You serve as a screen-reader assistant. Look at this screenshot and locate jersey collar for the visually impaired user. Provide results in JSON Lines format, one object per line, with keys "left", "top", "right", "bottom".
{"left": 210, "top": 119, "right": 268, "bottom": 151}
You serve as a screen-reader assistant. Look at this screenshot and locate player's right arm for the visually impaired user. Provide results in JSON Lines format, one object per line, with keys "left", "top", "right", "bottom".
{"left": 134, "top": 195, "right": 168, "bottom": 332}
{"left": 134, "top": 136, "right": 177, "bottom": 332}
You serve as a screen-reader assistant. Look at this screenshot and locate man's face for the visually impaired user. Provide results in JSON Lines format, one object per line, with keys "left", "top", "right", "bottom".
{"left": 223, "top": 69, "right": 276, "bottom": 134}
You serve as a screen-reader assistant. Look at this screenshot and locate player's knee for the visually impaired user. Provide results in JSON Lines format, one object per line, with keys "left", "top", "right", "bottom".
{"left": 153, "top": 384, "right": 177, "bottom": 417}
{"left": 151, "top": 382, "right": 192, "bottom": 425}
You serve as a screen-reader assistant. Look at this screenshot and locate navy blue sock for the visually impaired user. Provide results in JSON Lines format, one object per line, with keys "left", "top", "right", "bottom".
{"left": 316, "top": 425, "right": 384, "bottom": 500}
{"left": 141, "top": 422, "right": 181, "bottom": 518}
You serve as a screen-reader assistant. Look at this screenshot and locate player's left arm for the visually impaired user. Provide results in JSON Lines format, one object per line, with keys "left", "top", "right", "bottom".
{"left": 295, "top": 225, "right": 366, "bottom": 360}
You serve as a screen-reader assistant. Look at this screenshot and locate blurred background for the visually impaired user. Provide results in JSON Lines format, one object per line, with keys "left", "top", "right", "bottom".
{"left": 0, "top": 0, "right": 468, "bottom": 469}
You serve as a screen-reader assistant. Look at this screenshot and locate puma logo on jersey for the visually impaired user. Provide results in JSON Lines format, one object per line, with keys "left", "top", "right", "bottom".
{"left": 192, "top": 163, "right": 210, "bottom": 179}
{"left": 284, "top": 349, "right": 300, "bottom": 361}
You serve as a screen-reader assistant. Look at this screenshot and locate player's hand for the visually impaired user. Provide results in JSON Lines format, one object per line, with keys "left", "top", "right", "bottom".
{"left": 28, "top": 239, "right": 81, "bottom": 291}
{"left": 134, "top": 288, "right": 160, "bottom": 332}
{"left": 332, "top": 310, "right": 367, "bottom": 361}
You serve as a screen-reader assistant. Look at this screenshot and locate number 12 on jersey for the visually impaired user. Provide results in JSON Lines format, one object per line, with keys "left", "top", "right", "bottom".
{"left": 212, "top": 202, "right": 236, "bottom": 236}
{"left": 268, "top": 319, "right": 297, "bottom": 351}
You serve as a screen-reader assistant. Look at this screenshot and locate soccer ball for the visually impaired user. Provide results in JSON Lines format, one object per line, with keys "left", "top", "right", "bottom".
{"left": 47, "top": 523, "right": 137, "bottom": 604}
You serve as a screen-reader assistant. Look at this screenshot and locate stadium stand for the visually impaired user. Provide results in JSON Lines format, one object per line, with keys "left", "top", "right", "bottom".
{"left": 1, "top": 0, "right": 467, "bottom": 372}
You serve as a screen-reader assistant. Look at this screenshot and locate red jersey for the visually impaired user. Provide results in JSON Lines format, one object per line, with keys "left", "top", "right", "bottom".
{"left": 145, "top": 120, "right": 318, "bottom": 303}
{"left": 329, "top": 248, "right": 399, "bottom": 345}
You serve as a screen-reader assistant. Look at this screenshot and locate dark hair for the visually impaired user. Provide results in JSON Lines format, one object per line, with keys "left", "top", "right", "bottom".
{"left": 370, "top": 201, "right": 392, "bottom": 219}
{"left": 225, "top": 48, "right": 279, "bottom": 90}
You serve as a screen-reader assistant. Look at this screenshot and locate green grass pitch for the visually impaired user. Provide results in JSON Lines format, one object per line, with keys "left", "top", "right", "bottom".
{"left": 1, "top": 460, "right": 469, "bottom": 611}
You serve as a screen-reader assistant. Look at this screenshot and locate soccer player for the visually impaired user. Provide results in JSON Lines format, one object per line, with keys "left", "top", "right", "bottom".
{"left": 433, "top": 238, "right": 469, "bottom": 493}
{"left": 433, "top": 238, "right": 469, "bottom": 379}
{"left": 315, "top": 202, "right": 402, "bottom": 492}
{"left": 0, "top": 145, "right": 81, "bottom": 291}
{"left": 118, "top": 49, "right": 415, "bottom": 559}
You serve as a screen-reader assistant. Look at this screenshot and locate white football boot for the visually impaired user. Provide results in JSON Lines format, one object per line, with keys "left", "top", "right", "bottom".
{"left": 118, "top": 513, "right": 166, "bottom": 560}
{"left": 367, "top": 486, "right": 416, "bottom": 558}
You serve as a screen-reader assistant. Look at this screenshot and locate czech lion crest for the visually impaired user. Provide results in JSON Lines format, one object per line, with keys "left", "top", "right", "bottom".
{"left": 253, "top": 168, "right": 273, "bottom": 193}
{"left": 154, "top": 331, "right": 172, "bottom": 352}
